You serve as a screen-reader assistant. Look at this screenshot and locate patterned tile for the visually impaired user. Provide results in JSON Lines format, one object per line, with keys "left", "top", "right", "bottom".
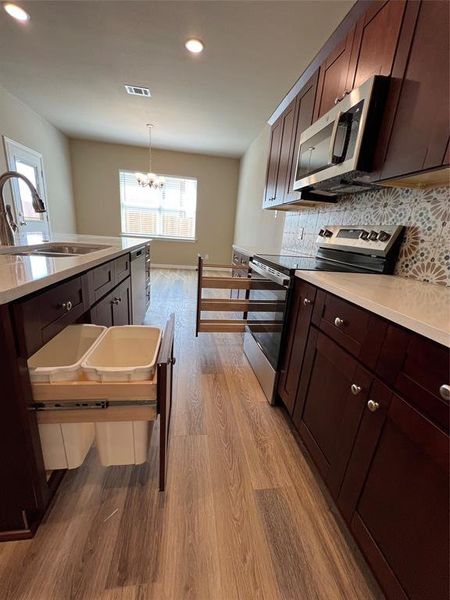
{"left": 281, "top": 184, "right": 449, "bottom": 286}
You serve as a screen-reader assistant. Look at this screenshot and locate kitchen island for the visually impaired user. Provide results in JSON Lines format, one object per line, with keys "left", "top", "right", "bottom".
{"left": 0, "top": 234, "right": 152, "bottom": 541}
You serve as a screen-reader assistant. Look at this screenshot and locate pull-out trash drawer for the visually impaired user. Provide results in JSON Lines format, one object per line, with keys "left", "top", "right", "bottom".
{"left": 27, "top": 324, "right": 106, "bottom": 470}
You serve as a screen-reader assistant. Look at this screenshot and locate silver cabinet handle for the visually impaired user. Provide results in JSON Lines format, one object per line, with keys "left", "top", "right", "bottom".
{"left": 61, "top": 300, "right": 72, "bottom": 312}
{"left": 303, "top": 298, "right": 312, "bottom": 306}
{"left": 111, "top": 297, "right": 122, "bottom": 306}
{"left": 439, "top": 384, "right": 450, "bottom": 401}
{"left": 351, "top": 384, "right": 362, "bottom": 396}
{"left": 334, "top": 317, "right": 344, "bottom": 327}
{"left": 334, "top": 90, "right": 350, "bottom": 104}
{"left": 367, "top": 400, "right": 380, "bottom": 412}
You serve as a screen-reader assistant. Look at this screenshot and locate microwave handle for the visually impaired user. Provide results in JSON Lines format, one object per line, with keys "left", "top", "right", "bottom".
{"left": 328, "top": 112, "right": 352, "bottom": 165}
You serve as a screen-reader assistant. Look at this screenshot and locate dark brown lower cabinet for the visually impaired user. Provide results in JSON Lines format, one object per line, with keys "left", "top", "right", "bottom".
{"left": 292, "top": 327, "right": 372, "bottom": 498}
{"left": 90, "top": 276, "right": 131, "bottom": 327}
{"left": 290, "top": 298, "right": 449, "bottom": 600}
{"left": 277, "top": 279, "right": 316, "bottom": 414}
{"left": 339, "top": 390, "right": 449, "bottom": 600}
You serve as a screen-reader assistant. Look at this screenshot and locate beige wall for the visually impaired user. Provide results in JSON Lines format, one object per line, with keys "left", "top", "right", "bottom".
{"left": 233, "top": 126, "right": 285, "bottom": 253}
{"left": 0, "top": 85, "right": 76, "bottom": 233}
{"left": 70, "top": 139, "right": 239, "bottom": 266}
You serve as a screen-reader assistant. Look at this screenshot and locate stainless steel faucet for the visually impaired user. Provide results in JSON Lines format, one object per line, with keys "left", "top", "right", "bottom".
{"left": 0, "top": 170, "right": 46, "bottom": 246}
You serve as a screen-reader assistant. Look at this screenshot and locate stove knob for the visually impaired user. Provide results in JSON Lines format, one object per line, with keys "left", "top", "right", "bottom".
{"left": 318, "top": 229, "right": 326, "bottom": 237}
{"left": 359, "top": 230, "right": 369, "bottom": 240}
{"left": 323, "top": 229, "right": 333, "bottom": 238}
{"left": 378, "top": 230, "right": 391, "bottom": 242}
{"left": 368, "top": 230, "right": 379, "bottom": 241}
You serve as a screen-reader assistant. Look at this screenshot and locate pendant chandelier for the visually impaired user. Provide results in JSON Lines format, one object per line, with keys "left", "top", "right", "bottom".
{"left": 136, "top": 124, "right": 165, "bottom": 189}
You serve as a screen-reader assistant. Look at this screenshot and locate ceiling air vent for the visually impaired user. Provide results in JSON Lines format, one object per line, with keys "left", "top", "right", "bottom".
{"left": 124, "top": 84, "right": 151, "bottom": 98}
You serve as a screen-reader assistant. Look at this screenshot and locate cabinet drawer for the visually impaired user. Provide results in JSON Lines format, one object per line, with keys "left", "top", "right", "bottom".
{"left": 114, "top": 253, "right": 130, "bottom": 284}
{"left": 312, "top": 290, "right": 386, "bottom": 368}
{"left": 14, "top": 275, "right": 89, "bottom": 356}
{"left": 88, "top": 260, "right": 115, "bottom": 303}
{"left": 377, "top": 324, "right": 450, "bottom": 432}
{"left": 87, "top": 254, "right": 131, "bottom": 304}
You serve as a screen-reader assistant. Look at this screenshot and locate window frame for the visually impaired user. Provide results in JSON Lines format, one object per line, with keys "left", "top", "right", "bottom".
{"left": 119, "top": 169, "right": 198, "bottom": 242}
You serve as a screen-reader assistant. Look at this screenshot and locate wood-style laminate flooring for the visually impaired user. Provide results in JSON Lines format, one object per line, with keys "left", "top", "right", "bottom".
{"left": 0, "top": 269, "right": 382, "bottom": 600}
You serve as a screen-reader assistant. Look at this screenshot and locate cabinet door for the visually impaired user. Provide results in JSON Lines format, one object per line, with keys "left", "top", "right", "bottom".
{"left": 339, "top": 390, "right": 449, "bottom": 600}
{"left": 112, "top": 277, "right": 132, "bottom": 326}
{"left": 293, "top": 328, "right": 371, "bottom": 498}
{"left": 263, "top": 117, "right": 283, "bottom": 208}
{"left": 275, "top": 99, "right": 297, "bottom": 204}
{"left": 380, "top": 0, "right": 450, "bottom": 179}
{"left": 277, "top": 279, "right": 316, "bottom": 414}
{"left": 349, "top": 0, "right": 406, "bottom": 90}
{"left": 90, "top": 291, "right": 114, "bottom": 327}
{"left": 313, "top": 27, "right": 356, "bottom": 120}
{"left": 283, "top": 73, "right": 318, "bottom": 204}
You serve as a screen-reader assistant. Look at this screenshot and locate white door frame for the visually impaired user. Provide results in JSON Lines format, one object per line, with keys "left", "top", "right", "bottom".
{"left": 2, "top": 136, "right": 51, "bottom": 241}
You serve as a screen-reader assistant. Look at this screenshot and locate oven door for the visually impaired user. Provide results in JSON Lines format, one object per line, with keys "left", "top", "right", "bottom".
{"left": 246, "top": 262, "right": 289, "bottom": 370}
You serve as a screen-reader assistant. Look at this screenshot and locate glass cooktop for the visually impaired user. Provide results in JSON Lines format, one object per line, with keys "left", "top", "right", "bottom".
{"left": 254, "top": 254, "right": 369, "bottom": 275}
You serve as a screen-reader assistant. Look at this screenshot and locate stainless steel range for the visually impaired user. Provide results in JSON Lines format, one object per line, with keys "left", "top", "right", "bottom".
{"left": 243, "top": 225, "right": 404, "bottom": 404}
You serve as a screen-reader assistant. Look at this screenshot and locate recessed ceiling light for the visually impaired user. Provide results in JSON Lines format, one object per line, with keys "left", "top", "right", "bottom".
{"left": 3, "top": 2, "right": 30, "bottom": 21}
{"left": 185, "top": 38, "right": 204, "bottom": 54}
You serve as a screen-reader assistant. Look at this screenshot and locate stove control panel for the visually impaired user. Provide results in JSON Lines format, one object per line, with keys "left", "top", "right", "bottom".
{"left": 317, "top": 225, "right": 403, "bottom": 256}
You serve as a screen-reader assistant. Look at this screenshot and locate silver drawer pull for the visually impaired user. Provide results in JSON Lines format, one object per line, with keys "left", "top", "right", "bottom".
{"left": 303, "top": 298, "right": 312, "bottom": 306}
{"left": 61, "top": 300, "right": 73, "bottom": 312}
{"left": 111, "top": 297, "right": 121, "bottom": 306}
{"left": 334, "top": 317, "right": 344, "bottom": 328}
{"left": 367, "top": 400, "right": 380, "bottom": 412}
{"left": 351, "top": 384, "right": 362, "bottom": 396}
{"left": 439, "top": 384, "right": 450, "bottom": 401}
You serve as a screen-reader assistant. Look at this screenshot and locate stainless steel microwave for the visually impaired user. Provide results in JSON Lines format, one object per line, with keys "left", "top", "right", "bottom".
{"left": 293, "top": 75, "right": 388, "bottom": 196}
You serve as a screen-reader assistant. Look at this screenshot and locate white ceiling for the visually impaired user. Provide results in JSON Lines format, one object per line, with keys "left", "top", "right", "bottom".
{"left": 0, "top": 1, "right": 354, "bottom": 157}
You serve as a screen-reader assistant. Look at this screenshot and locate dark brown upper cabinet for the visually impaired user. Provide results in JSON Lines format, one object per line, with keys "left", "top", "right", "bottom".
{"left": 379, "top": 0, "right": 450, "bottom": 180}
{"left": 313, "top": 26, "right": 356, "bottom": 120}
{"left": 349, "top": 0, "right": 406, "bottom": 90}
{"left": 274, "top": 99, "right": 297, "bottom": 206}
{"left": 263, "top": 98, "right": 300, "bottom": 209}
{"left": 263, "top": 0, "right": 449, "bottom": 211}
{"left": 262, "top": 116, "right": 284, "bottom": 208}
{"left": 283, "top": 73, "right": 318, "bottom": 205}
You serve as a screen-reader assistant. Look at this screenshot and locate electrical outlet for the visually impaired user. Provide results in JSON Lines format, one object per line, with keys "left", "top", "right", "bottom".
{"left": 297, "top": 228, "right": 304, "bottom": 241}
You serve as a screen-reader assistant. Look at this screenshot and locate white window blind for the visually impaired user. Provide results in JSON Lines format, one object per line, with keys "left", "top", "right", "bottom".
{"left": 119, "top": 170, "right": 197, "bottom": 240}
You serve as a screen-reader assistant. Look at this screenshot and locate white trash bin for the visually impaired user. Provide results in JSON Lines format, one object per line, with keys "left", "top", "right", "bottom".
{"left": 28, "top": 324, "right": 105, "bottom": 469}
{"left": 81, "top": 326, "right": 161, "bottom": 466}
{"left": 38, "top": 422, "right": 95, "bottom": 470}
{"left": 95, "top": 421, "right": 151, "bottom": 466}
{"left": 81, "top": 326, "right": 161, "bottom": 382}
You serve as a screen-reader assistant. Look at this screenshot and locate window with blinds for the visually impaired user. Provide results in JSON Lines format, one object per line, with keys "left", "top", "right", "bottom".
{"left": 119, "top": 170, "right": 197, "bottom": 240}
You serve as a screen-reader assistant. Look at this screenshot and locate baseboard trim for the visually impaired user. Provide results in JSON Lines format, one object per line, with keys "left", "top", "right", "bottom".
{"left": 152, "top": 263, "right": 197, "bottom": 270}
{"left": 152, "top": 263, "right": 229, "bottom": 271}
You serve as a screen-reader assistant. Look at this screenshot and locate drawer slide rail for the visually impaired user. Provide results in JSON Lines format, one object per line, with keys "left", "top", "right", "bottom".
{"left": 33, "top": 399, "right": 156, "bottom": 411}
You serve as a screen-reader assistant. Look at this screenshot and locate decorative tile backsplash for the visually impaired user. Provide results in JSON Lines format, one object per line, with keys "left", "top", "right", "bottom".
{"left": 281, "top": 185, "right": 450, "bottom": 286}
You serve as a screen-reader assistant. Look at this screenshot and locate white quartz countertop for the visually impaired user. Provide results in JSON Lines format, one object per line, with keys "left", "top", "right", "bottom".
{"left": 295, "top": 271, "right": 450, "bottom": 348}
{"left": 0, "top": 233, "right": 151, "bottom": 304}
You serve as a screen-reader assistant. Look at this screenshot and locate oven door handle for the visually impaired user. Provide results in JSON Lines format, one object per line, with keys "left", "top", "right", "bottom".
{"left": 249, "top": 260, "right": 290, "bottom": 288}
